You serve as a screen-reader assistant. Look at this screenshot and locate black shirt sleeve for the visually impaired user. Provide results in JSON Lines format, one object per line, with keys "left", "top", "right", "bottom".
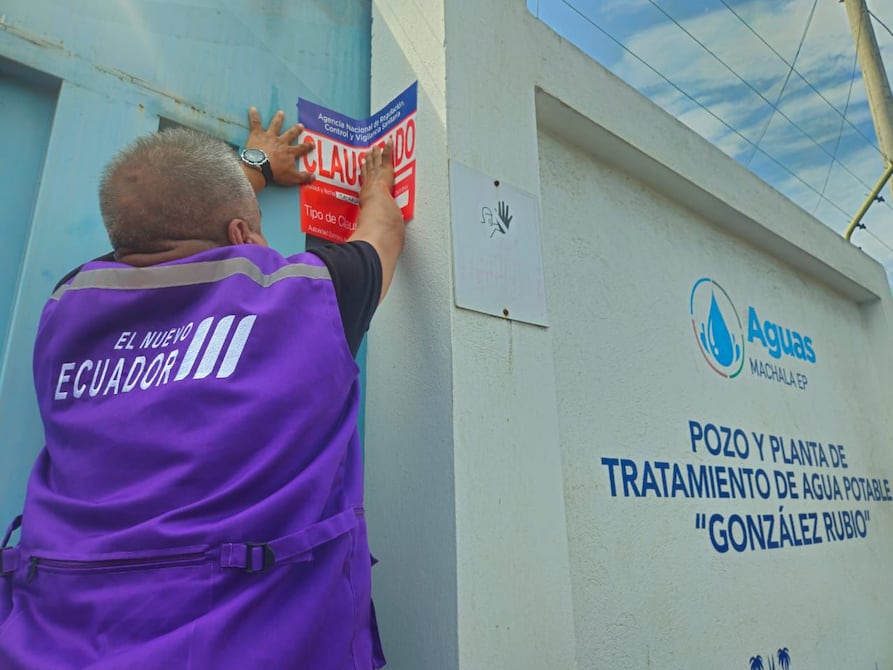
{"left": 53, "top": 251, "right": 116, "bottom": 292}
{"left": 307, "top": 241, "right": 382, "bottom": 358}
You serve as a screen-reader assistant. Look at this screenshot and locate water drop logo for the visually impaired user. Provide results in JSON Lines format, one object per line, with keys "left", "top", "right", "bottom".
{"left": 690, "top": 278, "right": 745, "bottom": 378}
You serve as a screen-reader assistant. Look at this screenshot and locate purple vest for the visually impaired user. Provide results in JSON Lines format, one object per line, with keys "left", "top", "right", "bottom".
{"left": 0, "top": 245, "right": 384, "bottom": 668}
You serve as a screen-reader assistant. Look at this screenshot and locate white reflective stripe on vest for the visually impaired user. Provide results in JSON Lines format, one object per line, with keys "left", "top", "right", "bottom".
{"left": 51, "top": 257, "right": 332, "bottom": 301}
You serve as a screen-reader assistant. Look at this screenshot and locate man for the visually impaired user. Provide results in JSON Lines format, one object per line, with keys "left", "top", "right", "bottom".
{"left": 0, "top": 107, "right": 404, "bottom": 668}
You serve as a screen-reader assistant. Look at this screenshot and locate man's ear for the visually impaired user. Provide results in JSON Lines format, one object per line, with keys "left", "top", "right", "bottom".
{"left": 227, "top": 218, "right": 263, "bottom": 245}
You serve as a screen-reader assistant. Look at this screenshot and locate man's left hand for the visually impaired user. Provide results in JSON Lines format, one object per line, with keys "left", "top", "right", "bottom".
{"left": 246, "top": 107, "right": 315, "bottom": 188}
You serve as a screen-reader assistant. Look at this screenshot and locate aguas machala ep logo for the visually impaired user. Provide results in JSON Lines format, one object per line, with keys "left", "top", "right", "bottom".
{"left": 689, "top": 278, "right": 814, "bottom": 388}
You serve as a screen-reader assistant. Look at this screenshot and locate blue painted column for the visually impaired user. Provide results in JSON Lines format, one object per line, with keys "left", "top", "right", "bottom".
{"left": 0, "top": 84, "right": 160, "bottom": 521}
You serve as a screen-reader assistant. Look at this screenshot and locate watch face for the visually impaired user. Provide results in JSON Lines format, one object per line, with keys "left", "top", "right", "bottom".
{"left": 242, "top": 148, "right": 267, "bottom": 165}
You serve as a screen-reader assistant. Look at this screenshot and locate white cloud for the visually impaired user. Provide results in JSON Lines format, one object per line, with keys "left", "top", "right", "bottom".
{"left": 588, "top": 0, "right": 652, "bottom": 19}
{"left": 599, "top": 0, "right": 888, "bottom": 209}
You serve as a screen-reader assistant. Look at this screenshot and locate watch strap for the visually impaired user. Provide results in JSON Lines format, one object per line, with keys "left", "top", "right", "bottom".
{"left": 259, "top": 159, "right": 273, "bottom": 186}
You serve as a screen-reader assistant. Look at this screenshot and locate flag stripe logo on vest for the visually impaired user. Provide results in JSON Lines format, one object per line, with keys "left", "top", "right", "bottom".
{"left": 195, "top": 316, "right": 236, "bottom": 379}
{"left": 54, "top": 314, "right": 257, "bottom": 401}
{"left": 217, "top": 315, "right": 257, "bottom": 379}
{"left": 174, "top": 317, "right": 214, "bottom": 381}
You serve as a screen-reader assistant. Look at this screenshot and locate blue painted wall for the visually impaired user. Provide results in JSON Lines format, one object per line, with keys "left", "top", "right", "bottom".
{"left": 0, "top": 1, "right": 371, "bottom": 524}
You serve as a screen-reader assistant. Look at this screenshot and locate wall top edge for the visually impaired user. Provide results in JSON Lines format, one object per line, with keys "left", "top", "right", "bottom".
{"left": 534, "top": 87, "right": 886, "bottom": 305}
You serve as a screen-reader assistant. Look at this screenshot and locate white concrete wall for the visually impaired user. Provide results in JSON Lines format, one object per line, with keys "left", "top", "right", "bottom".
{"left": 541, "top": 126, "right": 893, "bottom": 668}
{"left": 365, "top": 2, "right": 459, "bottom": 669}
{"left": 366, "top": 1, "right": 893, "bottom": 668}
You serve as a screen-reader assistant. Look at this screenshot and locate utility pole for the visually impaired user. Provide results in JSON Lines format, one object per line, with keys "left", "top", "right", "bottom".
{"left": 843, "top": 0, "right": 893, "bottom": 239}
{"left": 844, "top": 0, "right": 893, "bottom": 161}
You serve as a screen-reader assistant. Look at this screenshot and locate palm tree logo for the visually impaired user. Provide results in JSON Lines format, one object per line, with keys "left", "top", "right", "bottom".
{"left": 749, "top": 648, "right": 791, "bottom": 670}
{"left": 778, "top": 647, "right": 791, "bottom": 669}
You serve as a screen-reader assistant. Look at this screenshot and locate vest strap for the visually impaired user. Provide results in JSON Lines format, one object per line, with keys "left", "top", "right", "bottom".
{"left": 0, "top": 510, "right": 362, "bottom": 576}
{"left": 1, "top": 515, "right": 22, "bottom": 575}
{"left": 220, "top": 507, "right": 362, "bottom": 573}
{"left": 2, "top": 515, "right": 22, "bottom": 548}
{"left": 1, "top": 548, "right": 20, "bottom": 575}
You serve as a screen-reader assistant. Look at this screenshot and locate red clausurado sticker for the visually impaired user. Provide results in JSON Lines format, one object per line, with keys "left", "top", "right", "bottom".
{"left": 297, "top": 83, "right": 417, "bottom": 244}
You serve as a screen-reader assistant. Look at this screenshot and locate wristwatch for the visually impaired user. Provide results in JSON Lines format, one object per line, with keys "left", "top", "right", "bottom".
{"left": 240, "top": 148, "right": 274, "bottom": 186}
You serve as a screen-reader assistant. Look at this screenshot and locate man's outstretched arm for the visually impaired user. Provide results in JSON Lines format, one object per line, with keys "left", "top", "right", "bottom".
{"left": 349, "top": 142, "right": 405, "bottom": 303}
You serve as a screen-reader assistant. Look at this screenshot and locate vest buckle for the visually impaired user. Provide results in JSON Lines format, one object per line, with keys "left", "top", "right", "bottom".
{"left": 243, "top": 543, "right": 275, "bottom": 573}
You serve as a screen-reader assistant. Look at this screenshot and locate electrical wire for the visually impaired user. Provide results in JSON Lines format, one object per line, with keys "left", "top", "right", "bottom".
{"left": 719, "top": 0, "right": 879, "bottom": 152}
{"left": 679, "top": 0, "right": 893, "bottom": 234}
{"left": 861, "top": 227, "right": 893, "bottom": 257}
{"left": 558, "top": 0, "right": 857, "bottom": 223}
{"left": 555, "top": 0, "right": 893, "bottom": 258}
{"left": 868, "top": 9, "right": 893, "bottom": 40}
{"left": 643, "top": 0, "right": 887, "bottom": 206}
{"left": 816, "top": 30, "right": 862, "bottom": 213}
{"left": 746, "top": 0, "right": 817, "bottom": 167}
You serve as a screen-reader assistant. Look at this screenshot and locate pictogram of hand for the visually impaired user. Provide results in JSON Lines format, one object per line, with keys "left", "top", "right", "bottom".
{"left": 497, "top": 200, "right": 512, "bottom": 233}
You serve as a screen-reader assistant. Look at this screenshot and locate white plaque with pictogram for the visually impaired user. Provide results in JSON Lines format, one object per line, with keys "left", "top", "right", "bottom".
{"left": 449, "top": 160, "right": 548, "bottom": 326}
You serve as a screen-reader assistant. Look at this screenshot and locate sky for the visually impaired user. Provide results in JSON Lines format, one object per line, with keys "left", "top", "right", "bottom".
{"left": 527, "top": 0, "right": 893, "bottom": 283}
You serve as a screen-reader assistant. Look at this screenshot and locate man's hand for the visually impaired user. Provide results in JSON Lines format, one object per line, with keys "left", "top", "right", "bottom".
{"left": 359, "top": 142, "right": 396, "bottom": 203}
{"left": 245, "top": 107, "right": 315, "bottom": 191}
{"left": 351, "top": 141, "right": 405, "bottom": 303}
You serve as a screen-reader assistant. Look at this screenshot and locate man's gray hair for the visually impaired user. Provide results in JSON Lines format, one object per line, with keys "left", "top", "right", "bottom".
{"left": 99, "top": 128, "right": 257, "bottom": 252}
